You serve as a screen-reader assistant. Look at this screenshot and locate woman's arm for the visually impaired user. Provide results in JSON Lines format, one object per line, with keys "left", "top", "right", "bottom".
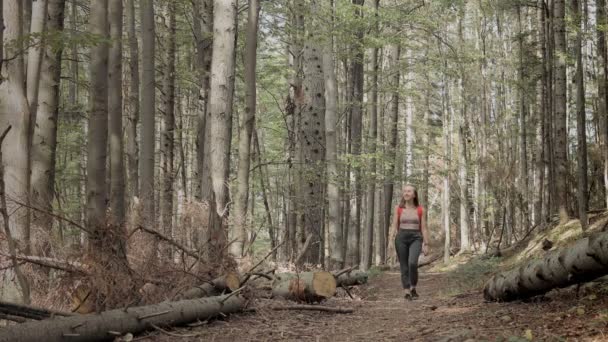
{"left": 421, "top": 214, "right": 430, "bottom": 255}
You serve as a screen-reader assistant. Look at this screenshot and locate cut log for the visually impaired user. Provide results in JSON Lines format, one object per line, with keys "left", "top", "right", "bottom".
{"left": 334, "top": 270, "right": 368, "bottom": 287}
{"left": 484, "top": 230, "right": 608, "bottom": 302}
{"left": 177, "top": 272, "right": 240, "bottom": 299}
{"left": 271, "top": 272, "right": 336, "bottom": 302}
{"left": 0, "top": 294, "right": 245, "bottom": 342}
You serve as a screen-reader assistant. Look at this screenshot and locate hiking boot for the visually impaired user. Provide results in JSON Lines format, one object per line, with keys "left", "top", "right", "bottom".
{"left": 411, "top": 288, "right": 419, "bottom": 299}
{"left": 404, "top": 290, "right": 412, "bottom": 300}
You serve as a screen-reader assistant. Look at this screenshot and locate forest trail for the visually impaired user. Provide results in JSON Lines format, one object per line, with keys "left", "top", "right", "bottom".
{"left": 143, "top": 270, "right": 608, "bottom": 341}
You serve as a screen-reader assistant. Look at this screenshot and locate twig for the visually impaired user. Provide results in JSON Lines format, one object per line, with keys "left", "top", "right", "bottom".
{"left": 265, "top": 305, "right": 353, "bottom": 314}
{"left": 137, "top": 310, "right": 171, "bottom": 320}
{"left": 342, "top": 286, "right": 354, "bottom": 299}
{"left": 240, "top": 241, "right": 285, "bottom": 286}
{"left": 294, "top": 235, "right": 313, "bottom": 266}
{"left": 333, "top": 266, "right": 356, "bottom": 278}
{"left": 219, "top": 287, "right": 244, "bottom": 304}
{"left": 137, "top": 225, "right": 199, "bottom": 260}
{"left": 150, "top": 324, "right": 203, "bottom": 338}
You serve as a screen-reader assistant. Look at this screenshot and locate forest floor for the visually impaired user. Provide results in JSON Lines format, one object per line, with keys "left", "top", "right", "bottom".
{"left": 139, "top": 263, "right": 608, "bottom": 342}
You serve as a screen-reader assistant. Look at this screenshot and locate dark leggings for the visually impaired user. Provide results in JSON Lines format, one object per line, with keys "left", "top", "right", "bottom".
{"left": 394, "top": 229, "right": 422, "bottom": 289}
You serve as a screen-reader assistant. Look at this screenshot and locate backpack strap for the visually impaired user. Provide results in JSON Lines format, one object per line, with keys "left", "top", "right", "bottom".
{"left": 417, "top": 206, "right": 423, "bottom": 230}
{"left": 397, "top": 206, "right": 403, "bottom": 224}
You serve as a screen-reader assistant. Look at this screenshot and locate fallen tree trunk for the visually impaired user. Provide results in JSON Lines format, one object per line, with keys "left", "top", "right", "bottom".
{"left": 334, "top": 270, "right": 368, "bottom": 287}
{"left": 177, "top": 272, "right": 240, "bottom": 299}
{"left": 484, "top": 230, "right": 608, "bottom": 302}
{"left": 272, "top": 272, "right": 336, "bottom": 302}
{"left": 0, "top": 294, "right": 245, "bottom": 342}
{"left": 0, "top": 300, "right": 73, "bottom": 320}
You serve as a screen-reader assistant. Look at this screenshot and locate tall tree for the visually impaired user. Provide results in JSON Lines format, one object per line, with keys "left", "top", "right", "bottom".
{"left": 298, "top": 0, "right": 326, "bottom": 265}
{"left": 30, "top": 0, "right": 65, "bottom": 247}
{"left": 368, "top": 0, "right": 380, "bottom": 267}
{"left": 140, "top": 0, "right": 155, "bottom": 234}
{"left": 207, "top": 0, "right": 237, "bottom": 254}
{"left": 324, "top": 0, "right": 343, "bottom": 270}
{"left": 86, "top": 0, "right": 109, "bottom": 253}
{"left": 572, "top": 0, "right": 588, "bottom": 229}
{"left": 554, "top": 0, "right": 569, "bottom": 224}
{"left": 126, "top": 0, "right": 139, "bottom": 198}
{"left": 108, "top": 0, "right": 126, "bottom": 226}
{"left": 0, "top": 0, "right": 32, "bottom": 303}
{"left": 597, "top": 0, "right": 608, "bottom": 210}
{"left": 25, "top": 0, "right": 47, "bottom": 113}
{"left": 193, "top": 0, "right": 213, "bottom": 200}
{"left": 160, "top": 2, "right": 177, "bottom": 249}
{"left": 384, "top": 44, "right": 400, "bottom": 259}
{"left": 233, "top": 0, "right": 260, "bottom": 258}
{"left": 350, "top": 0, "right": 364, "bottom": 267}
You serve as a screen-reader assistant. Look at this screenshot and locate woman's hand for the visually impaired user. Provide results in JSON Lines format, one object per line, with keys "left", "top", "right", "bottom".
{"left": 422, "top": 243, "right": 429, "bottom": 256}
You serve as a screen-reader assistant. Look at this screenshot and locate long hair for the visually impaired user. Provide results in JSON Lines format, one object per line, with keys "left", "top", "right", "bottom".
{"left": 399, "top": 185, "right": 420, "bottom": 208}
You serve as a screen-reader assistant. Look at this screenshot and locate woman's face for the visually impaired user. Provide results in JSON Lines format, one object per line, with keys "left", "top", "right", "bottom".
{"left": 402, "top": 186, "right": 416, "bottom": 201}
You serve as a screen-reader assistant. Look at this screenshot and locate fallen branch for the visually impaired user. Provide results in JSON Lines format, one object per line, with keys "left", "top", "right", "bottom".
{"left": 0, "top": 300, "right": 74, "bottom": 320}
{"left": 0, "top": 294, "right": 245, "bottom": 342}
{"left": 332, "top": 266, "right": 356, "bottom": 278}
{"left": 250, "top": 304, "right": 353, "bottom": 314}
{"left": 5, "top": 255, "right": 88, "bottom": 274}
{"left": 240, "top": 241, "right": 284, "bottom": 286}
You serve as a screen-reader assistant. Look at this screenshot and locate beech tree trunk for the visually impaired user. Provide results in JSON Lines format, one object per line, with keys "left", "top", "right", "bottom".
{"left": 86, "top": 0, "right": 109, "bottom": 252}
{"left": 365, "top": 0, "right": 379, "bottom": 270}
{"left": 298, "top": 0, "right": 326, "bottom": 265}
{"left": 194, "top": 0, "right": 213, "bottom": 201}
{"left": 233, "top": 0, "right": 260, "bottom": 258}
{"left": 554, "top": 0, "right": 569, "bottom": 224}
{"left": 323, "top": 7, "right": 343, "bottom": 270}
{"left": 484, "top": 230, "right": 608, "bottom": 301}
{"left": 0, "top": 295, "right": 245, "bottom": 342}
{"left": 139, "top": 0, "right": 155, "bottom": 235}
{"left": 384, "top": 44, "right": 400, "bottom": 259}
{"left": 572, "top": 0, "right": 588, "bottom": 230}
{"left": 108, "top": 0, "right": 126, "bottom": 226}
{"left": 126, "top": 0, "right": 139, "bottom": 198}
{"left": 597, "top": 0, "right": 608, "bottom": 210}
{"left": 25, "top": 0, "right": 47, "bottom": 113}
{"left": 160, "top": 2, "right": 176, "bottom": 254}
{"left": 30, "top": 0, "right": 65, "bottom": 243}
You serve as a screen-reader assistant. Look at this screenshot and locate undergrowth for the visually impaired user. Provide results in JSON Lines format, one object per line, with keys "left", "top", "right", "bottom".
{"left": 437, "top": 256, "right": 502, "bottom": 297}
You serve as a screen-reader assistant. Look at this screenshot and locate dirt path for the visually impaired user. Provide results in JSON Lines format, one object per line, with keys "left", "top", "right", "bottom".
{"left": 143, "top": 271, "right": 608, "bottom": 341}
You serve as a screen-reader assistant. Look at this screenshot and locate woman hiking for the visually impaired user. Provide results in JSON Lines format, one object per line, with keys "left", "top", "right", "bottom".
{"left": 392, "top": 185, "right": 430, "bottom": 300}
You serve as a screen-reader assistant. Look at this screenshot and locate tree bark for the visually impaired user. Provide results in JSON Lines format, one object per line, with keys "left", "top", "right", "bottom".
{"left": 0, "top": 295, "right": 245, "bottom": 342}
{"left": 108, "top": 0, "right": 126, "bottom": 227}
{"left": 554, "top": 0, "right": 569, "bottom": 224}
{"left": 177, "top": 273, "right": 240, "bottom": 299}
{"left": 442, "top": 69, "right": 452, "bottom": 264}
{"left": 365, "top": 0, "right": 379, "bottom": 270}
{"left": 384, "top": 44, "right": 400, "bottom": 261}
{"left": 206, "top": 0, "right": 237, "bottom": 258}
{"left": 233, "top": 0, "right": 260, "bottom": 258}
{"left": 323, "top": 6, "right": 343, "bottom": 270}
{"left": 25, "top": 0, "right": 47, "bottom": 114}
{"left": 139, "top": 0, "right": 155, "bottom": 237}
{"left": 298, "top": 0, "right": 326, "bottom": 265}
{"left": 160, "top": 2, "right": 177, "bottom": 256}
{"left": 272, "top": 272, "right": 336, "bottom": 302}
{"left": 572, "top": 0, "right": 588, "bottom": 230}
{"left": 86, "top": 0, "right": 109, "bottom": 253}
{"left": 30, "top": 0, "right": 65, "bottom": 245}
{"left": 484, "top": 230, "right": 608, "bottom": 301}
{"left": 126, "top": 0, "right": 139, "bottom": 198}
{"left": 194, "top": 0, "right": 213, "bottom": 201}
{"left": 350, "top": 0, "right": 364, "bottom": 268}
